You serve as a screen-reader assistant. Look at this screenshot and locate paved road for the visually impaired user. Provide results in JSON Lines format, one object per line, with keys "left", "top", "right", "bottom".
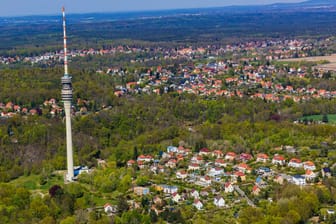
{"left": 234, "top": 185, "right": 256, "bottom": 207}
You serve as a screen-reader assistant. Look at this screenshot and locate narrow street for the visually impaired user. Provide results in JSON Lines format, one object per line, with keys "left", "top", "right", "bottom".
{"left": 234, "top": 185, "right": 255, "bottom": 207}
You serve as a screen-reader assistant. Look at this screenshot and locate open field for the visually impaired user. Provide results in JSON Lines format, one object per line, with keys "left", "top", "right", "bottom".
{"left": 279, "top": 54, "right": 336, "bottom": 63}
{"left": 278, "top": 54, "right": 336, "bottom": 71}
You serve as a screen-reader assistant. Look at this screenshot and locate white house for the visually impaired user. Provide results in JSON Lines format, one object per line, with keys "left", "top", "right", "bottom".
{"left": 193, "top": 199, "right": 203, "bottom": 210}
{"left": 172, "top": 192, "right": 182, "bottom": 203}
{"left": 188, "top": 163, "right": 200, "bottom": 171}
{"left": 137, "top": 154, "right": 154, "bottom": 163}
{"left": 224, "top": 182, "right": 234, "bottom": 193}
{"left": 104, "top": 203, "right": 117, "bottom": 215}
{"left": 272, "top": 155, "right": 286, "bottom": 166}
{"left": 190, "top": 189, "right": 200, "bottom": 199}
{"left": 161, "top": 185, "right": 178, "bottom": 194}
{"left": 256, "top": 153, "right": 269, "bottom": 163}
{"left": 208, "top": 167, "right": 224, "bottom": 177}
{"left": 199, "top": 176, "right": 212, "bottom": 186}
{"left": 213, "top": 196, "right": 225, "bottom": 207}
{"left": 166, "top": 159, "right": 177, "bottom": 168}
{"left": 191, "top": 155, "right": 204, "bottom": 164}
{"left": 215, "top": 158, "right": 227, "bottom": 167}
{"left": 305, "top": 170, "right": 317, "bottom": 181}
{"left": 303, "top": 161, "right": 316, "bottom": 171}
{"left": 292, "top": 175, "right": 306, "bottom": 186}
{"left": 288, "top": 158, "right": 302, "bottom": 168}
{"left": 176, "top": 170, "right": 188, "bottom": 179}
{"left": 225, "top": 152, "right": 236, "bottom": 161}
{"left": 167, "top": 146, "right": 178, "bottom": 153}
{"left": 212, "top": 150, "right": 224, "bottom": 158}
{"left": 199, "top": 148, "right": 211, "bottom": 156}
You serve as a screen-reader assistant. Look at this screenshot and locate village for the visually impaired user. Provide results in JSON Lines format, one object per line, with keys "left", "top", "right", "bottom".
{"left": 98, "top": 144, "right": 335, "bottom": 217}
{"left": 1, "top": 37, "right": 336, "bottom": 120}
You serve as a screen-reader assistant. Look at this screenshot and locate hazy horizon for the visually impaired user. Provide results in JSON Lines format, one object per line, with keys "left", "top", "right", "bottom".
{"left": 0, "top": 0, "right": 305, "bottom": 17}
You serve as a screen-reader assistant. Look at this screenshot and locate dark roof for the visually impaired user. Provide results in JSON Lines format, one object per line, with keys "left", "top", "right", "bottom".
{"left": 323, "top": 167, "right": 331, "bottom": 173}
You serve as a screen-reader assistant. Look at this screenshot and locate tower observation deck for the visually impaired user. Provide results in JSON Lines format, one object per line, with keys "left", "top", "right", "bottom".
{"left": 61, "top": 75, "right": 73, "bottom": 101}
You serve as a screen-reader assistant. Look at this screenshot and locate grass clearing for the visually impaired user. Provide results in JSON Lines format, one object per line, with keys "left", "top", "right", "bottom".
{"left": 300, "top": 114, "right": 336, "bottom": 124}
{"left": 10, "top": 174, "right": 64, "bottom": 192}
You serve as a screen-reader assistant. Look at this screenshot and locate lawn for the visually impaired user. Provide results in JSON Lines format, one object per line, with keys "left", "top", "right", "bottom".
{"left": 300, "top": 114, "right": 336, "bottom": 124}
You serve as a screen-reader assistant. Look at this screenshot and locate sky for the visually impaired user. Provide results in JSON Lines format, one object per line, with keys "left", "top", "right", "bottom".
{"left": 0, "top": 0, "right": 306, "bottom": 17}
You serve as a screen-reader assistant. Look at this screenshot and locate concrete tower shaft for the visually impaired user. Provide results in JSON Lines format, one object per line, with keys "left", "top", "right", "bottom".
{"left": 62, "top": 7, "right": 74, "bottom": 182}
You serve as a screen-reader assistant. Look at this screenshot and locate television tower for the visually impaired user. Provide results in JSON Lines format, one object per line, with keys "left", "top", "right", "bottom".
{"left": 61, "top": 7, "right": 74, "bottom": 182}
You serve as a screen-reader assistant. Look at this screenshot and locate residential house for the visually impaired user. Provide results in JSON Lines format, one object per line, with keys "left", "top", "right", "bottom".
{"left": 303, "top": 161, "right": 316, "bottom": 171}
{"left": 127, "top": 200, "right": 141, "bottom": 209}
{"left": 288, "top": 158, "right": 302, "bottom": 168}
{"left": 327, "top": 209, "right": 335, "bottom": 216}
{"left": 212, "top": 150, "right": 224, "bottom": 158}
{"left": 199, "top": 176, "right": 212, "bottom": 186}
{"left": 5, "top": 102, "right": 13, "bottom": 110}
{"left": 150, "top": 165, "right": 158, "bottom": 174}
{"left": 172, "top": 192, "right": 182, "bottom": 203}
{"left": 305, "top": 170, "right": 317, "bottom": 181}
{"left": 224, "top": 182, "right": 234, "bottom": 193}
{"left": 137, "top": 154, "right": 153, "bottom": 163}
{"left": 166, "top": 159, "right": 177, "bottom": 168}
{"left": 257, "top": 167, "right": 271, "bottom": 175}
{"left": 97, "top": 159, "right": 107, "bottom": 168}
{"left": 13, "top": 105, "right": 20, "bottom": 112}
{"left": 153, "top": 196, "right": 163, "bottom": 206}
{"left": 176, "top": 170, "right": 188, "bottom": 179}
{"left": 256, "top": 153, "right": 269, "bottom": 163}
{"left": 176, "top": 154, "right": 184, "bottom": 162}
{"left": 177, "top": 147, "right": 190, "bottom": 156}
{"left": 127, "top": 160, "right": 136, "bottom": 167}
{"left": 233, "top": 171, "right": 246, "bottom": 182}
{"left": 29, "top": 109, "right": 38, "bottom": 115}
{"left": 274, "top": 175, "right": 284, "bottom": 185}
{"left": 213, "top": 196, "right": 225, "bottom": 207}
{"left": 292, "top": 175, "right": 306, "bottom": 186}
{"left": 321, "top": 167, "right": 332, "bottom": 178}
{"left": 199, "top": 148, "right": 211, "bottom": 156}
{"left": 200, "top": 190, "right": 209, "bottom": 198}
{"left": 235, "top": 163, "right": 252, "bottom": 173}
{"left": 137, "top": 161, "right": 146, "bottom": 169}
{"left": 240, "top": 153, "right": 253, "bottom": 162}
{"left": 225, "top": 152, "right": 236, "bottom": 161}
{"left": 104, "top": 203, "right": 117, "bottom": 215}
{"left": 161, "top": 185, "right": 178, "bottom": 194}
{"left": 157, "top": 165, "right": 165, "bottom": 173}
{"left": 252, "top": 185, "right": 261, "bottom": 196}
{"left": 208, "top": 167, "right": 224, "bottom": 177}
{"left": 188, "top": 163, "right": 200, "bottom": 171}
{"left": 272, "top": 155, "right": 286, "bottom": 166}
{"left": 284, "top": 145, "right": 297, "bottom": 154}
{"left": 167, "top": 146, "right": 178, "bottom": 153}
{"left": 190, "top": 189, "right": 200, "bottom": 199}
{"left": 193, "top": 199, "right": 203, "bottom": 210}
{"left": 22, "top": 108, "right": 28, "bottom": 114}
{"left": 161, "top": 152, "right": 172, "bottom": 159}
{"left": 134, "top": 186, "right": 150, "bottom": 196}
{"left": 191, "top": 155, "right": 204, "bottom": 164}
{"left": 215, "top": 158, "right": 227, "bottom": 167}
